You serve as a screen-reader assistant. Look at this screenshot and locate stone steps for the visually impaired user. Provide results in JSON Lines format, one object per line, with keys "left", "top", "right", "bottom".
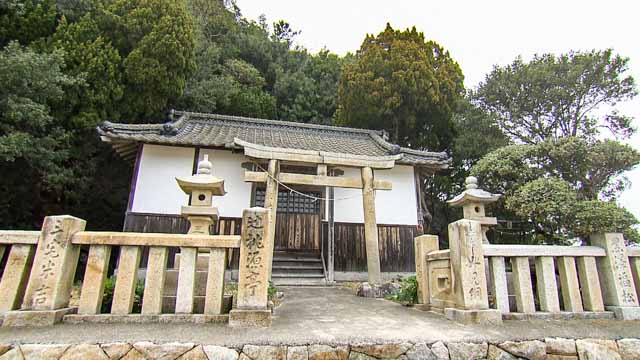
{"left": 271, "top": 251, "right": 326, "bottom": 286}
{"left": 272, "top": 277, "right": 328, "bottom": 286}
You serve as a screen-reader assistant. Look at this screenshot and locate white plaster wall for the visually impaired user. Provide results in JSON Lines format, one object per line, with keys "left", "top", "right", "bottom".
{"left": 131, "top": 144, "right": 195, "bottom": 215}
{"left": 333, "top": 165, "right": 418, "bottom": 225}
{"left": 199, "top": 149, "right": 252, "bottom": 218}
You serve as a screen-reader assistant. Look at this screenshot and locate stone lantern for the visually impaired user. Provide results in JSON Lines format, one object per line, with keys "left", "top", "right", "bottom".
{"left": 176, "top": 154, "right": 225, "bottom": 235}
{"left": 447, "top": 176, "right": 501, "bottom": 244}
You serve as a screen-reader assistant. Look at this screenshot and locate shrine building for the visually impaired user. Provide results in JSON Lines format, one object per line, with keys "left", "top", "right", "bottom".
{"left": 98, "top": 110, "right": 449, "bottom": 284}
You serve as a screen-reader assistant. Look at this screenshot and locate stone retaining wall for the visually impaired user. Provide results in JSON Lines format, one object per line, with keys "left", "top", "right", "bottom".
{"left": 1, "top": 338, "right": 639, "bottom": 359}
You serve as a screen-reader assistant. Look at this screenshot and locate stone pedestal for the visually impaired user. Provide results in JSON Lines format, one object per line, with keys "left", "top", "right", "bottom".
{"left": 606, "top": 306, "right": 640, "bottom": 320}
{"left": 3, "top": 308, "right": 76, "bottom": 327}
{"left": 228, "top": 309, "right": 272, "bottom": 327}
{"left": 444, "top": 308, "right": 502, "bottom": 325}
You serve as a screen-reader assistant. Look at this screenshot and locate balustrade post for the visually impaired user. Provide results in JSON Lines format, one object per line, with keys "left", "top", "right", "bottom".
{"left": 3, "top": 215, "right": 85, "bottom": 326}
{"left": 229, "top": 207, "right": 273, "bottom": 327}
{"left": 590, "top": 233, "right": 640, "bottom": 319}
{"left": 445, "top": 219, "right": 501, "bottom": 324}
{"left": 414, "top": 235, "right": 438, "bottom": 306}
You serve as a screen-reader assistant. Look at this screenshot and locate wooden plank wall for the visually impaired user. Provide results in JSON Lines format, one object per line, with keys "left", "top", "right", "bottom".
{"left": 324, "top": 222, "right": 421, "bottom": 272}
{"left": 123, "top": 212, "right": 241, "bottom": 268}
{"left": 123, "top": 213, "right": 420, "bottom": 272}
{"left": 275, "top": 213, "right": 321, "bottom": 251}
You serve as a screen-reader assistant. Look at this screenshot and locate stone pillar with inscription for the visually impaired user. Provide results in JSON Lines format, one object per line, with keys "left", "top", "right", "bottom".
{"left": 3, "top": 215, "right": 86, "bottom": 327}
{"left": 590, "top": 233, "right": 640, "bottom": 320}
{"left": 229, "top": 207, "right": 273, "bottom": 327}
{"left": 444, "top": 219, "right": 501, "bottom": 325}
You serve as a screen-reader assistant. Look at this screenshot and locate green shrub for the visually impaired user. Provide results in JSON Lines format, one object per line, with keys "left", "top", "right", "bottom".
{"left": 389, "top": 276, "right": 418, "bottom": 305}
{"left": 268, "top": 281, "right": 278, "bottom": 299}
{"left": 100, "top": 275, "right": 145, "bottom": 313}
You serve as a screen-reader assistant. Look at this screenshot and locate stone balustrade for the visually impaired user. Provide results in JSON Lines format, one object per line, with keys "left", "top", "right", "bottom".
{"left": 415, "top": 219, "right": 640, "bottom": 324}
{"left": 0, "top": 208, "right": 273, "bottom": 327}
{"left": 0, "top": 231, "right": 39, "bottom": 315}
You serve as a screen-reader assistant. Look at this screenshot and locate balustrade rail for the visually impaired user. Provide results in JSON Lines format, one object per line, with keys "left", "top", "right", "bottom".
{"left": 72, "top": 232, "right": 240, "bottom": 320}
{"left": 0, "top": 231, "right": 39, "bottom": 314}
{"left": 416, "top": 219, "right": 640, "bottom": 323}
{"left": 0, "top": 208, "right": 271, "bottom": 327}
{"left": 484, "top": 244, "right": 607, "bottom": 318}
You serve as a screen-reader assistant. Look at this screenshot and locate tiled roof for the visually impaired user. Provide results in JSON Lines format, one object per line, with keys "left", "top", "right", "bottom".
{"left": 97, "top": 111, "right": 450, "bottom": 168}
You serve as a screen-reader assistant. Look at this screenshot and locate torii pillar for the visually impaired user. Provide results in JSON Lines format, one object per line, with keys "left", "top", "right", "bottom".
{"left": 361, "top": 167, "right": 382, "bottom": 284}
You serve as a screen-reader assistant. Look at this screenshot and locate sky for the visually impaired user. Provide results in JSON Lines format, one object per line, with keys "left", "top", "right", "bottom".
{"left": 237, "top": 0, "right": 640, "bottom": 218}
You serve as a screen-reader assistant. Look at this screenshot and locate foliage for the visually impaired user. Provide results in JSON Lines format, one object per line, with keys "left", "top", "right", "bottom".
{"left": 505, "top": 178, "right": 578, "bottom": 243}
{"left": 0, "top": 42, "right": 78, "bottom": 228}
{"left": 387, "top": 276, "right": 418, "bottom": 305}
{"left": 472, "top": 137, "right": 640, "bottom": 201}
{"left": 179, "top": 1, "right": 341, "bottom": 123}
{"left": 0, "top": 0, "right": 57, "bottom": 47}
{"left": 574, "top": 201, "right": 640, "bottom": 243}
{"left": 51, "top": 16, "right": 124, "bottom": 125}
{"left": 451, "top": 97, "right": 509, "bottom": 169}
{"left": 337, "top": 23, "right": 464, "bottom": 150}
{"left": 0, "top": 0, "right": 196, "bottom": 230}
{"left": 268, "top": 281, "right": 277, "bottom": 299}
{"left": 100, "top": 276, "right": 145, "bottom": 313}
{"left": 472, "top": 138, "right": 640, "bottom": 243}
{"left": 92, "top": 0, "right": 197, "bottom": 120}
{"left": 474, "top": 50, "right": 637, "bottom": 144}
{"left": 420, "top": 97, "right": 508, "bottom": 240}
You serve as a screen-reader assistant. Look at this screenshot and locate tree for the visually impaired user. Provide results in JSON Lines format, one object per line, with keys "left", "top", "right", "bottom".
{"left": 422, "top": 97, "right": 509, "bottom": 239}
{"left": 505, "top": 177, "right": 578, "bottom": 243}
{"left": 273, "top": 49, "right": 344, "bottom": 124}
{"left": 336, "top": 23, "right": 464, "bottom": 151}
{"left": 178, "top": 0, "right": 276, "bottom": 118}
{"left": 471, "top": 137, "right": 640, "bottom": 243}
{"left": 472, "top": 137, "right": 640, "bottom": 201}
{"left": 474, "top": 50, "right": 637, "bottom": 144}
{"left": 86, "top": 0, "right": 196, "bottom": 120}
{"left": 0, "top": 0, "right": 57, "bottom": 47}
{"left": 0, "top": 42, "right": 78, "bottom": 228}
{"left": 271, "top": 20, "right": 300, "bottom": 46}
{"left": 51, "top": 16, "right": 124, "bottom": 126}
{"left": 573, "top": 201, "right": 639, "bottom": 243}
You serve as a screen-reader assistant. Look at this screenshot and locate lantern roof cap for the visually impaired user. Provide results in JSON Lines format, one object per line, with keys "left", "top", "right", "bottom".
{"left": 176, "top": 154, "right": 225, "bottom": 195}
{"left": 447, "top": 176, "right": 500, "bottom": 207}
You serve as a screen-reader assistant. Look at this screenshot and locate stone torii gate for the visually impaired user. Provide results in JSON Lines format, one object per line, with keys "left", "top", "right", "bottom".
{"left": 236, "top": 139, "right": 398, "bottom": 284}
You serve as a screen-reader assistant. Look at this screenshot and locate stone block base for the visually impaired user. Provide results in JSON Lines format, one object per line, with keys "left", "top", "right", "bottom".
{"left": 444, "top": 308, "right": 502, "bottom": 325}
{"left": 63, "top": 314, "right": 228, "bottom": 324}
{"left": 414, "top": 303, "right": 431, "bottom": 312}
{"left": 503, "top": 311, "right": 614, "bottom": 321}
{"left": 606, "top": 306, "right": 640, "bottom": 320}
{"left": 356, "top": 282, "right": 400, "bottom": 298}
{"left": 228, "top": 309, "right": 272, "bottom": 327}
{"left": 3, "top": 308, "right": 77, "bottom": 327}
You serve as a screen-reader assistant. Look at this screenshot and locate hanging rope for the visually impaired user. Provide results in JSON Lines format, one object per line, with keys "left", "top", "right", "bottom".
{"left": 251, "top": 161, "right": 366, "bottom": 202}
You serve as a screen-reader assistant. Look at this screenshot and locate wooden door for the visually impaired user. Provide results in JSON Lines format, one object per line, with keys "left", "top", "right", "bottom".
{"left": 255, "top": 188, "right": 322, "bottom": 252}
